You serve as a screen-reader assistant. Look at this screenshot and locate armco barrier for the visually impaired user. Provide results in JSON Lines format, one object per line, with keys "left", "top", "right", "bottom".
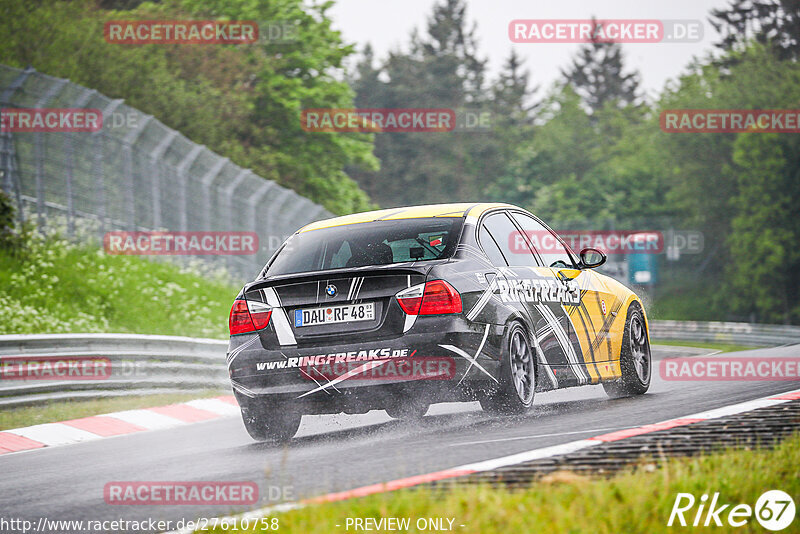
{"left": 0, "top": 333, "right": 228, "bottom": 408}
{"left": 648, "top": 320, "right": 800, "bottom": 347}
{"left": 1, "top": 321, "right": 798, "bottom": 408}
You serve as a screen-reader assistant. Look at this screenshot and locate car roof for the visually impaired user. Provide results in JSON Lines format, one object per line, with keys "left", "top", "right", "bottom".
{"left": 298, "top": 202, "right": 515, "bottom": 233}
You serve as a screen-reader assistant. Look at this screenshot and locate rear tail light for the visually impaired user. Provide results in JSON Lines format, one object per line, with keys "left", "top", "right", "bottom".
{"left": 396, "top": 284, "right": 424, "bottom": 314}
{"left": 396, "top": 280, "right": 462, "bottom": 315}
{"left": 248, "top": 301, "right": 273, "bottom": 329}
{"left": 229, "top": 299, "right": 272, "bottom": 335}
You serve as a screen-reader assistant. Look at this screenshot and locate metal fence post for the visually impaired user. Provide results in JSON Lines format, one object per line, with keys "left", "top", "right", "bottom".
{"left": 248, "top": 180, "right": 277, "bottom": 253}
{"left": 33, "top": 77, "right": 67, "bottom": 232}
{"left": 268, "top": 187, "right": 294, "bottom": 236}
{"left": 201, "top": 155, "right": 228, "bottom": 230}
{"left": 63, "top": 88, "right": 97, "bottom": 235}
{"left": 122, "top": 115, "right": 152, "bottom": 230}
{"left": 94, "top": 98, "right": 124, "bottom": 235}
{"left": 147, "top": 131, "right": 176, "bottom": 232}
{"left": 175, "top": 145, "right": 203, "bottom": 231}
{"left": 224, "top": 169, "right": 252, "bottom": 274}
{"left": 285, "top": 196, "right": 314, "bottom": 234}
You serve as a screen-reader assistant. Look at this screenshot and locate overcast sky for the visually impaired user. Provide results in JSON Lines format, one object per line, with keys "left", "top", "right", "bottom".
{"left": 328, "top": 0, "right": 732, "bottom": 99}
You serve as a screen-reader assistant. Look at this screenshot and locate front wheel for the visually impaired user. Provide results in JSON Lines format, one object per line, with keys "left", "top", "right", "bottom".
{"left": 603, "top": 304, "right": 651, "bottom": 398}
{"left": 480, "top": 322, "right": 535, "bottom": 415}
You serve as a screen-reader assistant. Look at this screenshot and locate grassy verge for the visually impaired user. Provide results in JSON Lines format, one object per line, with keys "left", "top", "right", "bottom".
{"left": 0, "top": 390, "right": 228, "bottom": 430}
{"left": 651, "top": 339, "right": 758, "bottom": 353}
{"left": 649, "top": 277, "right": 722, "bottom": 322}
{"left": 204, "top": 434, "right": 799, "bottom": 534}
{"left": 0, "top": 232, "right": 238, "bottom": 338}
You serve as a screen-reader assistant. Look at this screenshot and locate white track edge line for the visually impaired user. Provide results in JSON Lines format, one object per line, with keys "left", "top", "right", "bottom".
{"left": 0, "top": 398, "right": 237, "bottom": 456}
{"left": 163, "top": 387, "right": 800, "bottom": 534}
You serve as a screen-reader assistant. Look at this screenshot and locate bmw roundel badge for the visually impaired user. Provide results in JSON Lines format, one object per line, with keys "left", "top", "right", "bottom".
{"left": 325, "top": 284, "right": 337, "bottom": 297}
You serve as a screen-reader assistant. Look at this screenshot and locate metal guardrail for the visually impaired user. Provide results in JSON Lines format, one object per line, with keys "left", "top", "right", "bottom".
{"left": 0, "top": 333, "right": 228, "bottom": 408}
{"left": 648, "top": 320, "right": 800, "bottom": 347}
{"left": 1, "top": 321, "right": 798, "bottom": 409}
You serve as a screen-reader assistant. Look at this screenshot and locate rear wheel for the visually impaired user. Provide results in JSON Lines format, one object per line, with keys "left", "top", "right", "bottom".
{"left": 603, "top": 304, "right": 651, "bottom": 398}
{"left": 480, "top": 322, "right": 535, "bottom": 415}
{"left": 386, "top": 401, "right": 429, "bottom": 420}
{"left": 237, "top": 395, "right": 302, "bottom": 442}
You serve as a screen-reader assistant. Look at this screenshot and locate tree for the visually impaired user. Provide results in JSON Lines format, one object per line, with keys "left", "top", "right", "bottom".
{"left": 348, "top": 0, "right": 493, "bottom": 206}
{"left": 0, "top": 0, "right": 377, "bottom": 214}
{"left": 656, "top": 43, "right": 800, "bottom": 322}
{"left": 710, "top": 0, "right": 800, "bottom": 59}
{"left": 561, "top": 19, "right": 641, "bottom": 113}
{"left": 724, "top": 132, "right": 800, "bottom": 322}
{"left": 491, "top": 49, "right": 538, "bottom": 126}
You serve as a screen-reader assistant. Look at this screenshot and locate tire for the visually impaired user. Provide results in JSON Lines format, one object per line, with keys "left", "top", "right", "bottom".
{"left": 603, "top": 303, "right": 651, "bottom": 398}
{"left": 480, "top": 322, "right": 535, "bottom": 415}
{"left": 386, "top": 401, "right": 429, "bottom": 420}
{"left": 237, "top": 395, "right": 302, "bottom": 443}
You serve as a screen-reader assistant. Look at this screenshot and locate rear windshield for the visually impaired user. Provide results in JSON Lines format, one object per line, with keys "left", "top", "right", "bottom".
{"left": 264, "top": 217, "right": 463, "bottom": 277}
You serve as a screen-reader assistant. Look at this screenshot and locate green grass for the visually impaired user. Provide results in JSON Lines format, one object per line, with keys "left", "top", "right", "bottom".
{"left": 649, "top": 278, "right": 722, "bottom": 322}
{"left": 202, "top": 434, "right": 800, "bottom": 534}
{"left": 0, "top": 390, "right": 228, "bottom": 430}
{"left": 0, "top": 233, "right": 238, "bottom": 338}
{"left": 651, "top": 339, "right": 757, "bottom": 353}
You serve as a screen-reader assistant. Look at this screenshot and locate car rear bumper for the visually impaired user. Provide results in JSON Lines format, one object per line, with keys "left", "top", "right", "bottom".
{"left": 227, "top": 317, "right": 504, "bottom": 413}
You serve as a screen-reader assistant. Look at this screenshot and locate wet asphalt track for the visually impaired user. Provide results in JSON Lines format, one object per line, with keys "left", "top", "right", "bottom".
{"left": 1, "top": 344, "right": 798, "bottom": 532}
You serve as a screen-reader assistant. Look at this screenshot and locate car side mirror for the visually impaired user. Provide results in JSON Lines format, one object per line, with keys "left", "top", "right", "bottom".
{"left": 580, "top": 247, "right": 606, "bottom": 269}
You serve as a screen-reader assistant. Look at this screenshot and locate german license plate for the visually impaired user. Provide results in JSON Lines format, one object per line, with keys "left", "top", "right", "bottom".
{"left": 294, "top": 302, "right": 375, "bottom": 327}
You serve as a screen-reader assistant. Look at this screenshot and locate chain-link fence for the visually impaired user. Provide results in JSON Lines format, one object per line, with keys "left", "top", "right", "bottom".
{"left": 0, "top": 65, "right": 331, "bottom": 281}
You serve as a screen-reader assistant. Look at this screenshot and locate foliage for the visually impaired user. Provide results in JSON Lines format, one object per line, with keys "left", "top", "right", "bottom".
{"left": 0, "top": 190, "right": 15, "bottom": 249}
{"left": 0, "top": 0, "right": 376, "bottom": 214}
{"left": 711, "top": 0, "right": 800, "bottom": 59}
{"left": 348, "top": 0, "right": 535, "bottom": 207}
{"left": 561, "top": 19, "right": 641, "bottom": 113}
{"left": 0, "top": 231, "right": 237, "bottom": 337}
{"left": 345, "top": 0, "right": 799, "bottom": 323}
{"left": 657, "top": 44, "right": 800, "bottom": 322}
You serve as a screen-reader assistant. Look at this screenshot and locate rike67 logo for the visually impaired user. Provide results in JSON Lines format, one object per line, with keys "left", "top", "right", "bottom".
{"left": 669, "top": 490, "right": 795, "bottom": 530}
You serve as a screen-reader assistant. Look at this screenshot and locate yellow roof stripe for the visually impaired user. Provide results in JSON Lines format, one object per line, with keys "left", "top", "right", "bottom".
{"left": 298, "top": 202, "right": 511, "bottom": 233}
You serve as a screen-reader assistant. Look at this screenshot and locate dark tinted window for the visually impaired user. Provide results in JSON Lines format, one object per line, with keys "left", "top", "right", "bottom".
{"left": 478, "top": 225, "right": 508, "bottom": 266}
{"left": 481, "top": 212, "right": 538, "bottom": 267}
{"left": 510, "top": 211, "right": 576, "bottom": 268}
{"left": 265, "top": 218, "right": 462, "bottom": 276}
